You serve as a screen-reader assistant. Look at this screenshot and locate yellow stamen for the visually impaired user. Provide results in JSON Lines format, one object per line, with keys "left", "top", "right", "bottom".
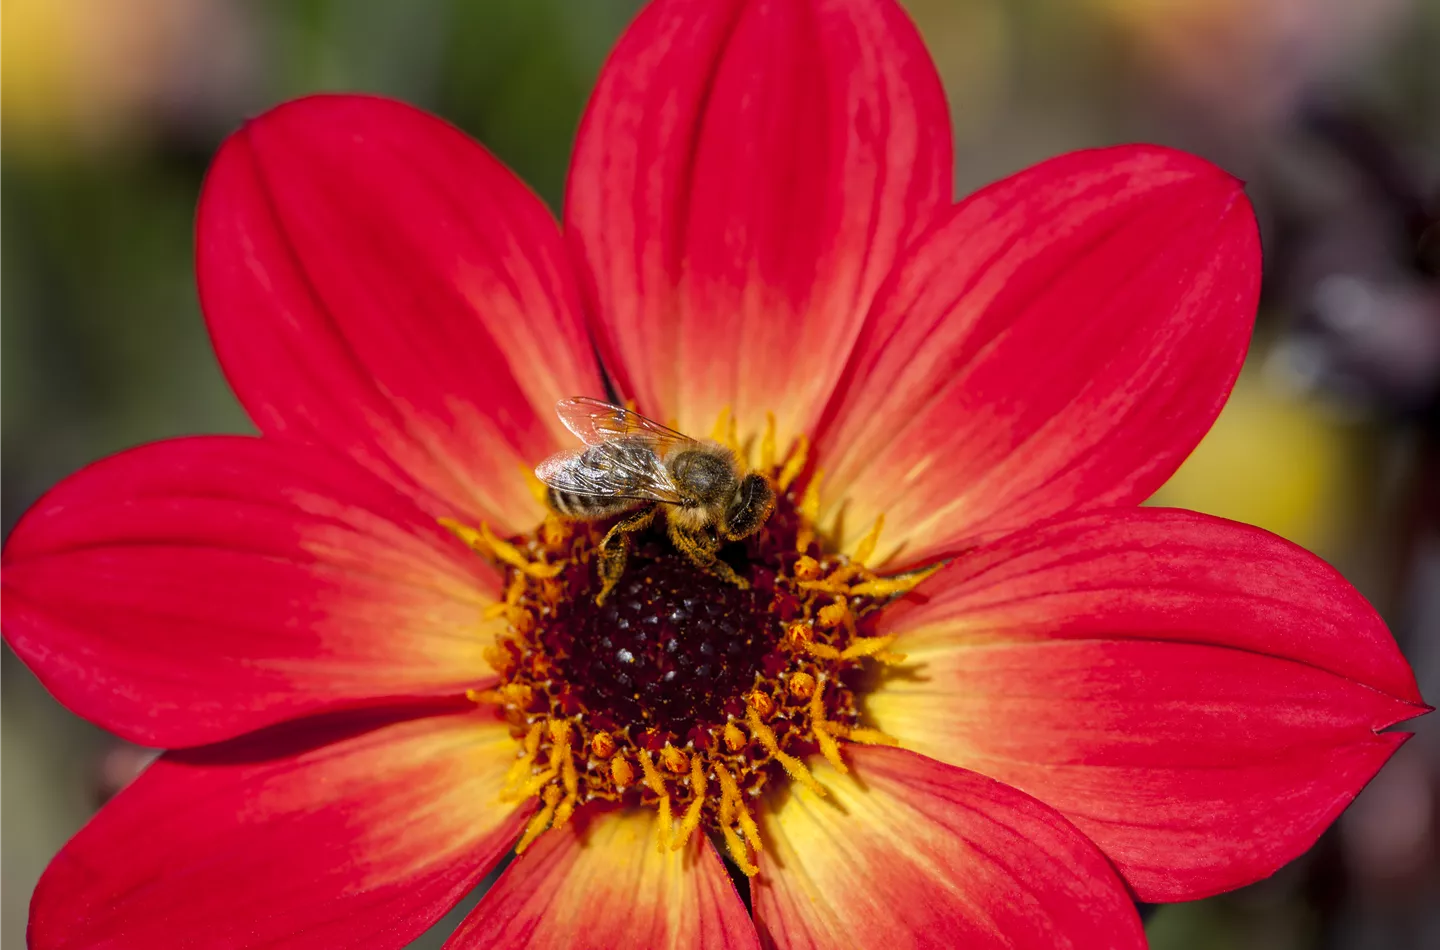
{"left": 554, "top": 748, "right": 580, "bottom": 829}
{"left": 796, "top": 578, "right": 850, "bottom": 595}
{"left": 760, "top": 412, "right": 777, "bottom": 472}
{"left": 512, "top": 765, "right": 559, "bottom": 803}
{"left": 523, "top": 725, "right": 577, "bottom": 832}
{"left": 816, "top": 601, "right": 848, "bottom": 629}
{"left": 546, "top": 719, "right": 572, "bottom": 766}
{"left": 445, "top": 518, "right": 565, "bottom": 579}
{"left": 795, "top": 470, "right": 824, "bottom": 552}
{"left": 638, "top": 749, "right": 666, "bottom": 795}
{"left": 503, "top": 722, "right": 544, "bottom": 790}
{"left": 736, "top": 800, "right": 762, "bottom": 854}
{"left": 660, "top": 745, "right": 689, "bottom": 774}
{"left": 778, "top": 434, "right": 809, "bottom": 491}
{"left": 654, "top": 795, "right": 674, "bottom": 854}
{"left": 722, "top": 721, "right": 747, "bottom": 753}
{"left": 504, "top": 572, "right": 527, "bottom": 605}
{"left": 482, "top": 522, "right": 565, "bottom": 579}
{"left": 560, "top": 748, "right": 579, "bottom": 800}
{"left": 746, "top": 706, "right": 825, "bottom": 797}
{"left": 841, "top": 635, "right": 898, "bottom": 660}
{"left": 670, "top": 756, "right": 709, "bottom": 852}
{"left": 515, "top": 785, "right": 561, "bottom": 853}
{"left": 610, "top": 754, "right": 635, "bottom": 788}
{"left": 808, "top": 679, "right": 849, "bottom": 773}
{"left": 792, "top": 556, "right": 822, "bottom": 580}
{"left": 845, "top": 726, "right": 902, "bottom": 747}
{"left": 553, "top": 793, "right": 577, "bottom": 830}
{"left": 541, "top": 515, "right": 567, "bottom": 548}
{"left": 804, "top": 640, "right": 843, "bottom": 661}
{"left": 438, "top": 517, "right": 488, "bottom": 554}
{"left": 498, "top": 683, "right": 531, "bottom": 707}
{"left": 851, "top": 514, "right": 885, "bottom": 567}
{"left": 716, "top": 763, "right": 738, "bottom": 823}
{"left": 710, "top": 406, "right": 730, "bottom": 443}
{"left": 714, "top": 763, "right": 760, "bottom": 876}
{"left": 638, "top": 750, "right": 672, "bottom": 853}
{"left": 847, "top": 563, "right": 942, "bottom": 598}
{"left": 521, "top": 464, "right": 550, "bottom": 507}
{"left": 481, "top": 643, "right": 512, "bottom": 676}
{"left": 710, "top": 406, "right": 741, "bottom": 454}
{"left": 814, "top": 724, "right": 847, "bottom": 773}
{"left": 720, "top": 821, "right": 756, "bottom": 876}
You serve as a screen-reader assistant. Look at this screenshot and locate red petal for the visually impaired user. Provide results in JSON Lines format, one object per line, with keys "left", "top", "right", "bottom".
{"left": 198, "top": 94, "right": 603, "bottom": 534}
{"left": 566, "top": 0, "right": 952, "bottom": 447}
{"left": 871, "top": 508, "right": 1427, "bottom": 901}
{"left": 753, "top": 746, "right": 1145, "bottom": 950}
{"left": 815, "top": 146, "right": 1260, "bottom": 566}
{"left": 29, "top": 707, "right": 530, "bottom": 950}
{"left": 2, "top": 436, "right": 500, "bottom": 747}
{"left": 447, "top": 807, "right": 758, "bottom": 949}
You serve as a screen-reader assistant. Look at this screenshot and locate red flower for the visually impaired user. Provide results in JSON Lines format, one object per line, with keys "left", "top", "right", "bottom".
{"left": 3, "top": 0, "right": 1427, "bottom": 947}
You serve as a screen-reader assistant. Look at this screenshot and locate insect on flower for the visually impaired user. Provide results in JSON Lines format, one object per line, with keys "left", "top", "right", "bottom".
{"left": 536, "top": 397, "right": 776, "bottom": 603}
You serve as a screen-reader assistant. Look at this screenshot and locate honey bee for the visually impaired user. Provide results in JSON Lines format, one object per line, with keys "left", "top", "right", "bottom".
{"left": 536, "top": 397, "right": 776, "bottom": 603}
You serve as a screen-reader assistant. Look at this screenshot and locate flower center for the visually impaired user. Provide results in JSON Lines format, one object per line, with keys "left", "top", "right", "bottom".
{"left": 555, "top": 553, "right": 772, "bottom": 740}
{"left": 444, "top": 414, "right": 934, "bottom": 874}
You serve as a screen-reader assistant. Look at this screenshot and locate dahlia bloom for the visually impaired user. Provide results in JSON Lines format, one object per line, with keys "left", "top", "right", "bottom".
{"left": 3, "top": 0, "right": 1427, "bottom": 947}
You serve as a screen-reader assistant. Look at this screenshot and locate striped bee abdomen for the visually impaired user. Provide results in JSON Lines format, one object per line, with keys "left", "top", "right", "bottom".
{"left": 546, "top": 485, "right": 642, "bottom": 520}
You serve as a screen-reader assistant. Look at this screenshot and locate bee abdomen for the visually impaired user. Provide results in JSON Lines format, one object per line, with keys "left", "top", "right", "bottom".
{"left": 547, "top": 486, "right": 641, "bottom": 521}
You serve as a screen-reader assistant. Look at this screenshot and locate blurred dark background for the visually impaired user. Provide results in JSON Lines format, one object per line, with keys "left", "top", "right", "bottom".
{"left": 3, "top": 1, "right": 1438, "bottom": 947}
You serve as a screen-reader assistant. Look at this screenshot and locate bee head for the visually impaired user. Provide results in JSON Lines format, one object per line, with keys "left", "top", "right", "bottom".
{"left": 722, "top": 473, "right": 776, "bottom": 541}
{"left": 669, "top": 449, "right": 736, "bottom": 506}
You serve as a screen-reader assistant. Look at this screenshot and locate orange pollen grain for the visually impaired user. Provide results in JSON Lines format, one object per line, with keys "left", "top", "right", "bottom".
{"left": 661, "top": 745, "right": 689, "bottom": 774}
{"left": 590, "top": 732, "right": 616, "bottom": 758}
{"left": 788, "top": 671, "right": 817, "bottom": 701}
{"left": 610, "top": 755, "right": 635, "bottom": 788}
{"left": 746, "top": 689, "right": 776, "bottom": 719}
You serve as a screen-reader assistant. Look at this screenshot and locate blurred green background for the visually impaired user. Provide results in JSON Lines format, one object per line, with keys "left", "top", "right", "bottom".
{"left": 3, "top": 0, "right": 1438, "bottom": 947}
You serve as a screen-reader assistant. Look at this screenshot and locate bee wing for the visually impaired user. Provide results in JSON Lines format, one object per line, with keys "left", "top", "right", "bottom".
{"left": 555, "top": 397, "right": 699, "bottom": 456}
{"left": 534, "top": 445, "right": 686, "bottom": 505}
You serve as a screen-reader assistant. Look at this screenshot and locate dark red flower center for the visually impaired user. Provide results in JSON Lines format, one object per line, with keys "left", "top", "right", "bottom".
{"left": 449, "top": 428, "right": 933, "bottom": 872}
{"left": 552, "top": 552, "right": 773, "bottom": 741}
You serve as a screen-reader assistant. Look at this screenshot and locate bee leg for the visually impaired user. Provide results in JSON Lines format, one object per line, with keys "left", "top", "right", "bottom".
{"left": 596, "top": 506, "right": 657, "bottom": 604}
{"left": 669, "top": 523, "right": 749, "bottom": 590}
